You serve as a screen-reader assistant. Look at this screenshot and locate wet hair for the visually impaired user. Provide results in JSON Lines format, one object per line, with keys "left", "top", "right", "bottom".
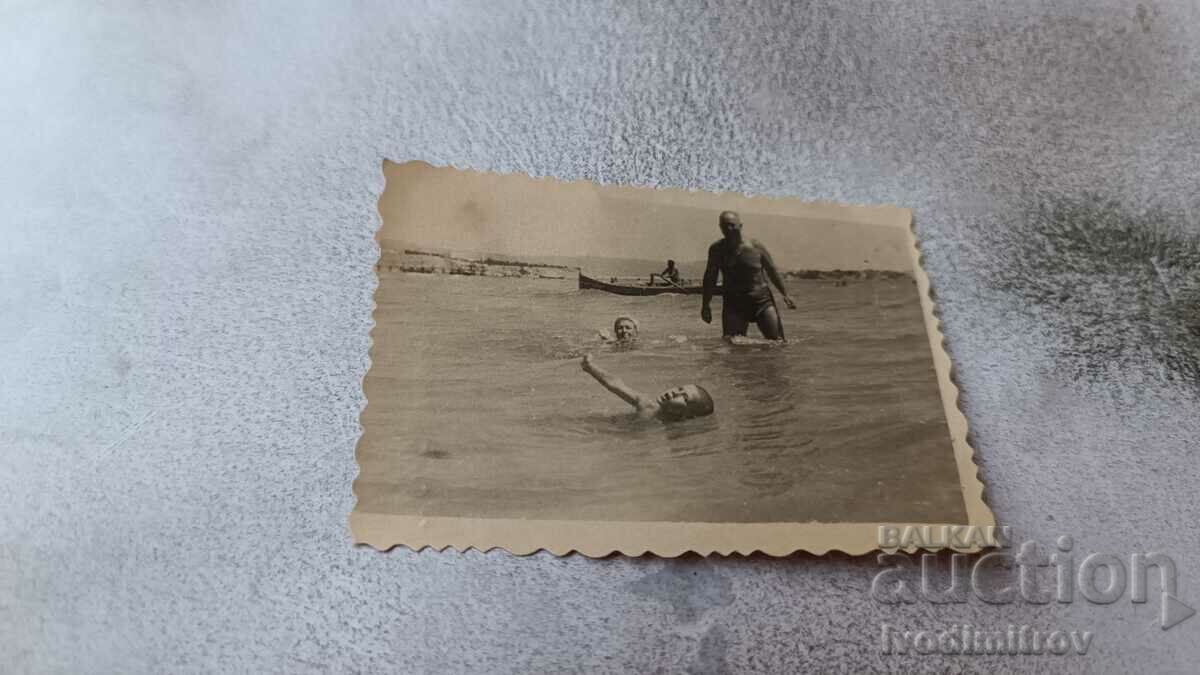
{"left": 719, "top": 210, "right": 742, "bottom": 226}
{"left": 688, "top": 385, "right": 715, "bottom": 417}
{"left": 613, "top": 316, "right": 639, "bottom": 335}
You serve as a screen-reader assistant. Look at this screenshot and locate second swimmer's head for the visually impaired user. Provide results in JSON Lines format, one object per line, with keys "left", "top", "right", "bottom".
{"left": 613, "top": 316, "right": 639, "bottom": 341}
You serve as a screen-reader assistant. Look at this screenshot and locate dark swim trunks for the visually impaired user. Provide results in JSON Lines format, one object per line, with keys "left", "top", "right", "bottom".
{"left": 722, "top": 288, "right": 775, "bottom": 332}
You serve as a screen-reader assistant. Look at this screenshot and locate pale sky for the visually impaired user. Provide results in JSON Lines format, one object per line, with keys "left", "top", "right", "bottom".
{"left": 379, "top": 161, "right": 914, "bottom": 271}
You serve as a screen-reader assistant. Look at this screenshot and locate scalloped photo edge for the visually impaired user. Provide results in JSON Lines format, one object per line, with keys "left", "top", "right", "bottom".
{"left": 350, "top": 160, "right": 997, "bottom": 557}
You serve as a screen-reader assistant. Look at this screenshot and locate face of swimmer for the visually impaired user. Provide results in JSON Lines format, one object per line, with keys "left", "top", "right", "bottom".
{"left": 613, "top": 318, "right": 638, "bottom": 341}
{"left": 656, "top": 385, "right": 712, "bottom": 420}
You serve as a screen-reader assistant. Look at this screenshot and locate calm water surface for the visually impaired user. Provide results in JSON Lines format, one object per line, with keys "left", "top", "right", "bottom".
{"left": 356, "top": 272, "right": 967, "bottom": 523}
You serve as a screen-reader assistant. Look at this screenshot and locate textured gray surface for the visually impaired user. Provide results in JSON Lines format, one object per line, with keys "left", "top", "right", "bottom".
{"left": 2, "top": 1, "right": 1199, "bottom": 672}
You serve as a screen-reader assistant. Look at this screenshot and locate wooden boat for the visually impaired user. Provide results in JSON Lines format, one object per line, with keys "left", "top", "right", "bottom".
{"left": 578, "top": 272, "right": 721, "bottom": 296}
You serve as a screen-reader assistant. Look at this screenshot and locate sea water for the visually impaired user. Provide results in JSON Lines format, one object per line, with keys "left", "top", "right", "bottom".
{"left": 356, "top": 272, "right": 967, "bottom": 524}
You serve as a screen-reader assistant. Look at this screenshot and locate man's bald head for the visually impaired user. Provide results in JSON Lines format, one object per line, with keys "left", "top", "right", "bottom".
{"left": 718, "top": 210, "right": 743, "bottom": 239}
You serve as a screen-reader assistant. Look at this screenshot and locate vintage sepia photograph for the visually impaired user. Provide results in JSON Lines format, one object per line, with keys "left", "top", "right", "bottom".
{"left": 352, "top": 160, "right": 992, "bottom": 555}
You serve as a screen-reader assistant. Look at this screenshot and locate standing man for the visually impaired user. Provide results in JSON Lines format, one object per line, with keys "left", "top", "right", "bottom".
{"left": 701, "top": 211, "right": 796, "bottom": 340}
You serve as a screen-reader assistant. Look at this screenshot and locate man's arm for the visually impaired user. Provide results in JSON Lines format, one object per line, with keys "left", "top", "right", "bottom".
{"left": 581, "top": 355, "right": 650, "bottom": 408}
{"left": 755, "top": 240, "right": 797, "bottom": 309}
{"left": 701, "top": 243, "right": 720, "bottom": 323}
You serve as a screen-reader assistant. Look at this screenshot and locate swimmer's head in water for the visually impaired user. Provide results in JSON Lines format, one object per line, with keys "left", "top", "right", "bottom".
{"left": 719, "top": 211, "right": 742, "bottom": 239}
{"left": 613, "top": 316, "right": 639, "bottom": 341}
{"left": 656, "top": 384, "right": 714, "bottom": 421}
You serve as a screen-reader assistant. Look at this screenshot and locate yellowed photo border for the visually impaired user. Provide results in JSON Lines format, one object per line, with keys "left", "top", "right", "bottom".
{"left": 351, "top": 161, "right": 995, "bottom": 557}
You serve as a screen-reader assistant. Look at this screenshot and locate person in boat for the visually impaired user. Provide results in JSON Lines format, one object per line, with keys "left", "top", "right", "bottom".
{"left": 658, "top": 260, "right": 681, "bottom": 286}
{"left": 581, "top": 354, "right": 714, "bottom": 421}
{"left": 701, "top": 210, "right": 796, "bottom": 340}
{"left": 599, "top": 315, "right": 639, "bottom": 343}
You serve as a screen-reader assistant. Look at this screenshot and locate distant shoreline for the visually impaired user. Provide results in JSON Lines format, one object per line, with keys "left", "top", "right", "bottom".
{"left": 377, "top": 249, "right": 571, "bottom": 278}
{"left": 783, "top": 269, "right": 912, "bottom": 281}
{"left": 377, "top": 249, "right": 910, "bottom": 281}
{"left": 401, "top": 248, "right": 571, "bottom": 270}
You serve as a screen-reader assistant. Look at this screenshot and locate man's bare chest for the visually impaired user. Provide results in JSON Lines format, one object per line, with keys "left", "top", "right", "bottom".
{"left": 720, "top": 244, "right": 763, "bottom": 271}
